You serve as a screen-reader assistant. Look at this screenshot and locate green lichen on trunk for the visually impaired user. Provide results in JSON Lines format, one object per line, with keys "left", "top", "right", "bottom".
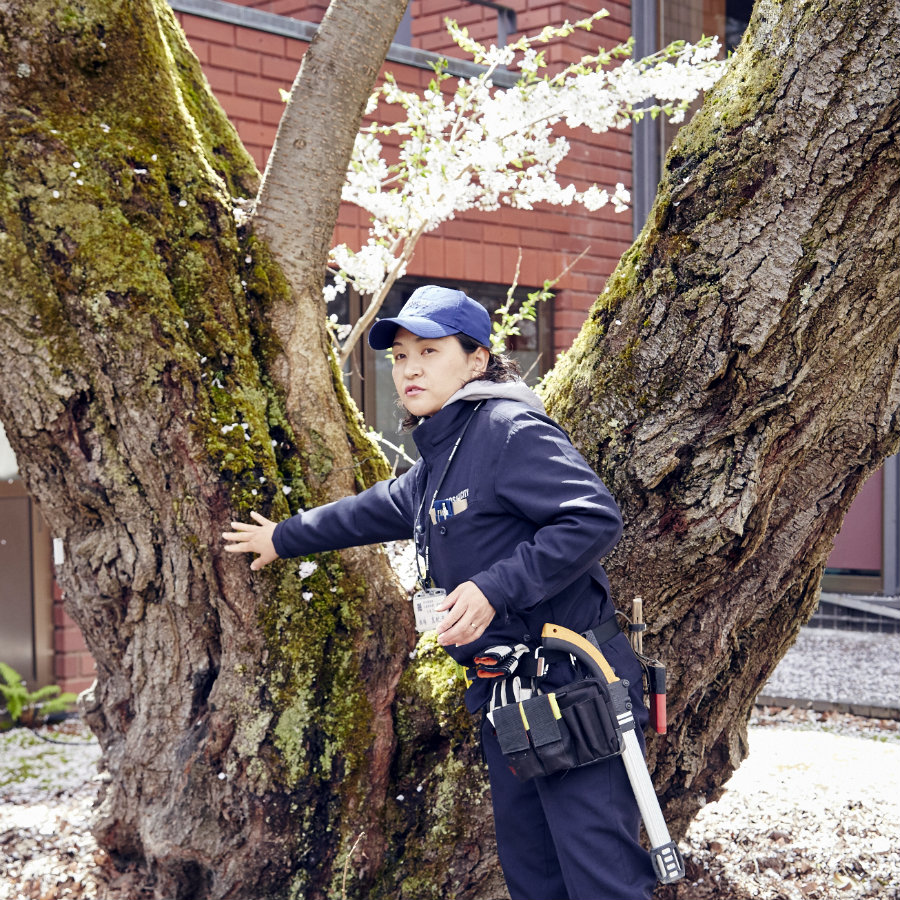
{"left": 367, "top": 634, "right": 493, "bottom": 899}
{"left": 261, "top": 555, "right": 373, "bottom": 783}
{"left": 2, "top": 1, "right": 404, "bottom": 895}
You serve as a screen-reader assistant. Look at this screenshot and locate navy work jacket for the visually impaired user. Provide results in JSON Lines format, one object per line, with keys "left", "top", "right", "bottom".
{"left": 272, "top": 393, "right": 624, "bottom": 711}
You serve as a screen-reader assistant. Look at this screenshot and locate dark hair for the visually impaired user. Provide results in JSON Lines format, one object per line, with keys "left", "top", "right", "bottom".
{"left": 398, "top": 333, "right": 522, "bottom": 430}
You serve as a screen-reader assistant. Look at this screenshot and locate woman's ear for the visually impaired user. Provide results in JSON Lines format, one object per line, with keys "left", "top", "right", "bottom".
{"left": 472, "top": 346, "right": 490, "bottom": 377}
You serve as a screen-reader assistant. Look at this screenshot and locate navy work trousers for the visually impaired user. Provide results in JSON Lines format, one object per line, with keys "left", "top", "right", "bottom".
{"left": 482, "top": 719, "right": 657, "bottom": 900}
{"left": 481, "top": 720, "right": 657, "bottom": 900}
{"left": 480, "top": 635, "right": 658, "bottom": 900}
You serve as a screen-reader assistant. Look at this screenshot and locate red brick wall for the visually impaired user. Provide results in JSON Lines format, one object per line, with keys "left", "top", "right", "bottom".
{"left": 53, "top": 582, "right": 95, "bottom": 694}
{"left": 180, "top": 12, "right": 298, "bottom": 166}
{"left": 227, "top": 0, "right": 329, "bottom": 21}
{"left": 411, "top": 0, "right": 493, "bottom": 50}
{"left": 409, "top": 0, "right": 632, "bottom": 61}
{"left": 177, "top": 1, "right": 636, "bottom": 355}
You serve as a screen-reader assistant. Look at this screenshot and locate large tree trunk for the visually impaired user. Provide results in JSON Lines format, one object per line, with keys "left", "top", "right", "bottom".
{"left": 3, "top": 0, "right": 897, "bottom": 897}
{"left": 0, "top": 2, "right": 502, "bottom": 899}
{"left": 543, "top": 0, "right": 900, "bottom": 842}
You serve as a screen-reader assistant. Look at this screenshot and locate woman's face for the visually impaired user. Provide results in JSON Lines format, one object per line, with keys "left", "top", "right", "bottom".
{"left": 391, "top": 327, "right": 488, "bottom": 418}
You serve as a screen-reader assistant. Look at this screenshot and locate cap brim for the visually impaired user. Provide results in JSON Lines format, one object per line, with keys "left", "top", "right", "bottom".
{"left": 367, "top": 315, "right": 458, "bottom": 349}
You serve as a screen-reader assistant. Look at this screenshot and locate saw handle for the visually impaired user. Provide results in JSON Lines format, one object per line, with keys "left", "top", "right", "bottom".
{"left": 540, "top": 623, "right": 619, "bottom": 684}
{"left": 540, "top": 623, "right": 685, "bottom": 885}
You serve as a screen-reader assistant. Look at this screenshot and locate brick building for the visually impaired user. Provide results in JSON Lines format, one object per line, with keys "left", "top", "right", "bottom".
{"left": 1, "top": 0, "right": 896, "bottom": 695}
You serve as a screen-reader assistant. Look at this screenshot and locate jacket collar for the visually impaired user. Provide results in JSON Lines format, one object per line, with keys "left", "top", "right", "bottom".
{"left": 411, "top": 379, "right": 544, "bottom": 460}
{"left": 443, "top": 378, "right": 546, "bottom": 413}
{"left": 411, "top": 400, "right": 475, "bottom": 460}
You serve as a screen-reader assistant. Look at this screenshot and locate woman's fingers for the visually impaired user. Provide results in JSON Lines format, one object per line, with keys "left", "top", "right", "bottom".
{"left": 249, "top": 546, "right": 278, "bottom": 571}
{"left": 221, "top": 514, "right": 278, "bottom": 570}
{"left": 222, "top": 521, "right": 258, "bottom": 549}
{"left": 437, "top": 581, "right": 496, "bottom": 646}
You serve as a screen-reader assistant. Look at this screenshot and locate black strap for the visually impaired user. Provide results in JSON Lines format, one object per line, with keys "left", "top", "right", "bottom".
{"left": 590, "top": 617, "right": 622, "bottom": 646}
{"left": 414, "top": 401, "right": 484, "bottom": 587}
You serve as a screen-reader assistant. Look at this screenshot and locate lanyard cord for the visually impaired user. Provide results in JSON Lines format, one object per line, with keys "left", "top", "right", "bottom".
{"left": 414, "top": 400, "right": 484, "bottom": 587}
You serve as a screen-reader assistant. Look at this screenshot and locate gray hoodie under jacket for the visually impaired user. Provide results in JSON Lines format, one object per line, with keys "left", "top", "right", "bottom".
{"left": 272, "top": 380, "right": 627, "bottom": 712}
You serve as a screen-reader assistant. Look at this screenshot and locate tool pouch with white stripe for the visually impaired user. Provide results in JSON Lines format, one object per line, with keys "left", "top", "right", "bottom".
{"left": 491, "top": 678, "right": 625, "bottom": 782}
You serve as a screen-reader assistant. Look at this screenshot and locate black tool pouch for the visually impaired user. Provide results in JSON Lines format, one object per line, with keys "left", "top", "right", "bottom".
{"left": 492, "top": 678, "right": 624, "bottom": 782}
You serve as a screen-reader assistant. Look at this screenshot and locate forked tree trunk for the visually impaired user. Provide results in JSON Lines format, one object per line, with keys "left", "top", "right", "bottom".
{"left": 543, "top": 0, "right": 900, "bottom": 841}
{"left": 1, "top": 0, "right": 898, "bottom": 898}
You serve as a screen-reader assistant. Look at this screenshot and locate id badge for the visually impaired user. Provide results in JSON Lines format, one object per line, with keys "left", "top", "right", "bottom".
{"left": 412, "top": 587, "right": 447, "bottom": 633}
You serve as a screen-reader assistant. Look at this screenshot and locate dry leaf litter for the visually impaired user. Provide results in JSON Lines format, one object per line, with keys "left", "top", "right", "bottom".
{"left": 2, "top": 625, "right": 898, "bottom": 900}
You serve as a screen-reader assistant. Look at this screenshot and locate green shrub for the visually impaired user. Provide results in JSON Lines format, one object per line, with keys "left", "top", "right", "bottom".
{"left": 0, "top": 661, "right": 78, "bottom": 728}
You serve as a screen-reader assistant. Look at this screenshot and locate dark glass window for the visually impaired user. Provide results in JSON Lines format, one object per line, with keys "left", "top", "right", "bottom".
{"left": 725, "top": 0, "right": 753, "bottom": 54}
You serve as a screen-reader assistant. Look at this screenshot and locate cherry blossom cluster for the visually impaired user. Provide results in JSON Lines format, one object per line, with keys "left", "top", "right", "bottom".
{"left": 328, "top": 11, "right": 727, "bottom": 361}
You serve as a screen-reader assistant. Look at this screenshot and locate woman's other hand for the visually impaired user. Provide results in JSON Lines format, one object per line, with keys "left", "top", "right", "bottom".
{"left": 437, "top": 581, "right": 496, "bottom": 647}
{"left": 222, "top": 511, "right": 279, "bottom": 570}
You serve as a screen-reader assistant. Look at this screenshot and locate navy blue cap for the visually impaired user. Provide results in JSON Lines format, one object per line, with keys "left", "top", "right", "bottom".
{"left": 368, "top": 285, "right": 492, "bottom": 350}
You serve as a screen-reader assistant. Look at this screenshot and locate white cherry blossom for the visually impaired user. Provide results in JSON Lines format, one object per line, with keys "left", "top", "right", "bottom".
{"left": 328, "top": 11, "right": 727, "bottom": 364}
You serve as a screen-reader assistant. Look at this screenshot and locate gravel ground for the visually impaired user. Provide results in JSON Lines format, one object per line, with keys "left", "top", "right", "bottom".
{"left": 1, "top": 626, "right": 898, "bottom": 900}
{"left": 669, "top": 705, "right": 900, "bottom": 900}
{"left": 760, "top": 627, "right": 900, "bottom": 715}
{"left": 0, "top": 720, "right": 104, "bottom": 899}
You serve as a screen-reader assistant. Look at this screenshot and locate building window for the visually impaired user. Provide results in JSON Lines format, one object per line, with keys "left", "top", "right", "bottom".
{"left": 394, "top": 5, "right": 412, "bottom": 46}
{"left": 725, "top": 0, "right": 754, "bottom": 54}
{"left": 0, "top": 421, "right": 17, "bottom": 480}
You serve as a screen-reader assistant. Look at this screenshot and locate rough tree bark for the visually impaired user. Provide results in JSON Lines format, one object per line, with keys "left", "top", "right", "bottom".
{"left": 543, "top": 0, "right": 900, "bottom": 842}
{"left": 251, "top": 0, "right": 404, "bottom": 505}
{"left": 0, "top": 1, "right": 502, "bottom": 899}
{"left": 2, "top": 0, "right": 898, "bottom": 898}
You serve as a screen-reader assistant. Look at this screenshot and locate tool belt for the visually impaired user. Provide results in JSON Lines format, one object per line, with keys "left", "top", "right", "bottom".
{"left": 482, "top": 619, "right": 629, "bottom": 782}
{"left": 491, "top": 676, "right": 626, "bottom": 781}
{"left": 470, "top": 618, "right": 622, "bottom": 681}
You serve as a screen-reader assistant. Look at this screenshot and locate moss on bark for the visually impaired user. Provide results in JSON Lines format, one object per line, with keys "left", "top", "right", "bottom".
{"left": 1, "top": 2, "right": 413, "bottom": 897}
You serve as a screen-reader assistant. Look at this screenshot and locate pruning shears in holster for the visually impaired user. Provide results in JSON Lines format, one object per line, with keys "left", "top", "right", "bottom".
{"left": 541, "top": 623, "right": 685, "bottom": 885}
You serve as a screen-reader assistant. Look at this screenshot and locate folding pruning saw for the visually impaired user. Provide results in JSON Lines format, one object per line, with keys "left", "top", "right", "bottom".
{"left": 541, "top": 623, "right": 685, "bottom": 885}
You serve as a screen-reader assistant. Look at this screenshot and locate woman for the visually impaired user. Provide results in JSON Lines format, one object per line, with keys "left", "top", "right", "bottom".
{"left": 223, "top": 284, "right": 657, "bottom": 900}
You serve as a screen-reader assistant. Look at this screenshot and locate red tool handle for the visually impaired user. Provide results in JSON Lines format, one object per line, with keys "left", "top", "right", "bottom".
{"left": 647, "top": 662, "right": 667, "bottom": 734}
{"left": 650, "top": 692, "right": 667, "bottom": 735}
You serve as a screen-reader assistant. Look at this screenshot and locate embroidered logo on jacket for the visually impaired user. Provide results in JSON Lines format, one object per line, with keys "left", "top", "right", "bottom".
{"left": 430, "top": 489, "right": 469, "bottom": 523}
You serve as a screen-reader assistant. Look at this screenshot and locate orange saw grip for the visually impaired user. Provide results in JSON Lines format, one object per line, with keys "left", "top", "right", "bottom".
{"left": 540, "top": 623, "right": 619, "bottom": 684}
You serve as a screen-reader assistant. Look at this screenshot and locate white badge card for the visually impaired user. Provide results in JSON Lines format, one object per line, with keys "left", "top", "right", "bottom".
{"left": 412, "top": 587, "right": 447, "bottom": 632}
